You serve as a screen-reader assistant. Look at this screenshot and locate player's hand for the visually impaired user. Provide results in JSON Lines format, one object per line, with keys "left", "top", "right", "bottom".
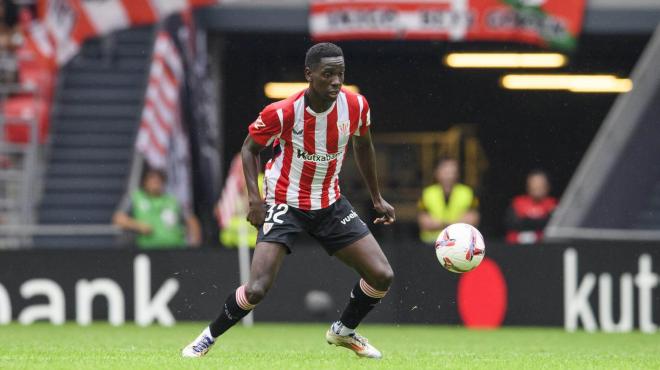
{"left": 246, "top": 201, "right": 266, "bottom": 227}
{"left": 373, "top": 197, "right": 396, "bottom": 225}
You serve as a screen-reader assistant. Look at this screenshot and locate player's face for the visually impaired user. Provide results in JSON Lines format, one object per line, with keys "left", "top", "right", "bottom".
{"left": 306, "top": 56, "right": 345, "bottom": 101}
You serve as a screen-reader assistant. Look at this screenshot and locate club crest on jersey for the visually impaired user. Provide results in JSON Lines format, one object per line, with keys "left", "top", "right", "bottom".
{"left": 263, "top": 222, "right": 274, "bottom": 235}
{"left": 337, "top": 120, "right": 350, "bottom": 134}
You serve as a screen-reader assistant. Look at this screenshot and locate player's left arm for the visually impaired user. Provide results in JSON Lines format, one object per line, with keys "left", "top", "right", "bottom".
{"left": 352, "top": 128, "right": 396, "bottom": 225}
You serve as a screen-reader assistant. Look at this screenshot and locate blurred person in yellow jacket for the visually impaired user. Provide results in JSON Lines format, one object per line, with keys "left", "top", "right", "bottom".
{"left": 217, "top": 154, "right": 263, "bottom": 248}
{"left": 417, "top": 158, "right": 479, "bottom": 244}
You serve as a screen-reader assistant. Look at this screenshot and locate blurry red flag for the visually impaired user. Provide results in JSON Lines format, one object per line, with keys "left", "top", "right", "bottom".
{"left": 28, "top": 0, "right": 218, "bottom": 67}
{"left": 136, "top": 31, "right": 192, "bottom": 211}
{"left": 216, "top": 154, "right": 247, "bottom": 229}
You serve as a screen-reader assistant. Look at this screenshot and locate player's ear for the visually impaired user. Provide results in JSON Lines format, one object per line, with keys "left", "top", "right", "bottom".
{"left": 304, "top": 66, "right": 312, "bottom": 82}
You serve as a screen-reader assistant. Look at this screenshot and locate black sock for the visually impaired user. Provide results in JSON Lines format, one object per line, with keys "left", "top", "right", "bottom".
{"left": 208, "top": 286, "right": 254, "bottom": 338}
{"left": 339, "top": 279, "right": 387, "bottom": 329}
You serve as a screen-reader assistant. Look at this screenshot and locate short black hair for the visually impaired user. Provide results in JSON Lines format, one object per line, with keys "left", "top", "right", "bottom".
{"left": 528, "top": 169, "right": 549, "bottom": 180}
{"left": 141, "top": 166, "right": 167, "bottom": 185}
{"left": 305, "top": 43, "right": 344, "bottom": 68}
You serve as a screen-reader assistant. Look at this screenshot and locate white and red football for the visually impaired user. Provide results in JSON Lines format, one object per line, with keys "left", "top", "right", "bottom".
{"left": 435, "top": 223, "right": 486, "bottom": 273}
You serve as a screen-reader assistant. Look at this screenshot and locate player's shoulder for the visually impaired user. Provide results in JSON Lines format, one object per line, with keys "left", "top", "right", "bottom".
{"left": 256, "top": 90, "right": 305, "bottom": 127}
{"left": 341, "top": 88, "right": 368, "bottom": 105}
{"left": 261, "top": 89, "right": 306, "bottom": 115}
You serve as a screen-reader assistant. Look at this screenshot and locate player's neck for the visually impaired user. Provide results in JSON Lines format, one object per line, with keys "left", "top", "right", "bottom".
{"left": 305, "top": 89, "right": 334, "bottom": 114}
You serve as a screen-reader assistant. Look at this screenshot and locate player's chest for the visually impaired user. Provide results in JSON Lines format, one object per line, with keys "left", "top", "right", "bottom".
{"left": 289, "top": 114, "right": 353, "bottom": 153}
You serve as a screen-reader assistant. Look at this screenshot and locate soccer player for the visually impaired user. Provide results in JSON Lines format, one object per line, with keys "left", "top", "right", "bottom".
{"left": 183, "top": 43, "right": 395, "bottom": 359}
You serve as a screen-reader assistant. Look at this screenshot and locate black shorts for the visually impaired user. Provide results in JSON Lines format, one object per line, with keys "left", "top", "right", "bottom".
{"left": 256, "top": 197, "right": 371, "bottom": 255}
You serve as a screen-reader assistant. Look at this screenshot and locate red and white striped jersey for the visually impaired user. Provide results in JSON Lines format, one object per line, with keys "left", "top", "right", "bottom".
{"left": 248, "top": 88, "right": 371, "bottom": 210}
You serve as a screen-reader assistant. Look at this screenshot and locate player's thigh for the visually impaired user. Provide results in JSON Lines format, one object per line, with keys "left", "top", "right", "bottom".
{"left": 334, "top": 233, "right": 394, "bottom": 290}
{"left": 310, "top": 197, "right": 370, "bottom": 255}
{"left": 257, "top": 203, "right": 306, "bottom": 253}
{"left": 249, "top": 241, "right": 288, "bottom": 289}
{"left": 245, "top": 241, "right": 288, "bottom": 302}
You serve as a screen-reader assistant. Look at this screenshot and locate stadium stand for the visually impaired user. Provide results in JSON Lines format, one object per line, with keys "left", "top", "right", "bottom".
{"left": 34, "top": 27, "right": 154, "bottom": 248}
{"left": 0, "top": 4, "right": 40, "bottom": 248}
{"left": 635, "top": 180, "right": 660, "bottom": 229}
{"left": 547, "top": 25, "right": 660, "bottom": 241}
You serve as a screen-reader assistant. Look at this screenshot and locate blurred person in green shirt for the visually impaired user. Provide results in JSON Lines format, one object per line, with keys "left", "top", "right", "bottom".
{"left": 113, "top": 167, "right": 201, "bottom": 249}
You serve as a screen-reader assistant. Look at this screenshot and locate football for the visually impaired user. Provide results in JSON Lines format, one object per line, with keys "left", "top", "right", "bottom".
{"left": 435, "top": 223, "right": 486, "bottom": 273}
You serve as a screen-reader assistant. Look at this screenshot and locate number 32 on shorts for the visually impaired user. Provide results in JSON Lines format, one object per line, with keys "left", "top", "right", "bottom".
{"left": 265, "top": 204, "right": 289, "bottom": 224}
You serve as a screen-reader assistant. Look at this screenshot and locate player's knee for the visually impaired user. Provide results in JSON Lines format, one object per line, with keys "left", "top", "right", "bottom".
{"left": 245, "top": 281, "right": 269, "bottom": 304}
{"left": 371, "top": 265, "right": 394, "bottom": 291}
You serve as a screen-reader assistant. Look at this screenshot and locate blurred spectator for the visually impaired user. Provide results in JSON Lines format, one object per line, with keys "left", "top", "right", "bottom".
{"left": 218, "top": 173, "right": 264, "bottom": 248}
{"left": 0, "top": 0, "right": 19, "bottom": 48}
{"left": 0, "top": 0, "right": 20, "bottom": 84}
{"left": 113, "top": 167, "right": 201, "bottom": 249}
{"left": 217, "top": 153, "right": 263, "bottom": 248}
{"left": 417, "top": 158, "right": 479, "bottom": 244}
{"left": 505, "top": 170, "right": 557, "bottom": 244}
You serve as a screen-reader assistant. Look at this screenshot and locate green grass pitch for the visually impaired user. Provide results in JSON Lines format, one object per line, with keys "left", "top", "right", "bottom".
{"left": 1, "top": 323, "right": 659, "bottom": 369}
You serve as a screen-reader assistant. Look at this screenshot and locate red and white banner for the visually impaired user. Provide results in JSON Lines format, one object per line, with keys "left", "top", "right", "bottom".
{"left": 310, "top": 0, "right": 586, "bottom": 49}
{"left": 136, "top": 31, "right": 191, "bottom": 210}
{"left": 27, "top": 0, "right": 217, "bottom": 66}
{"left": 136, "top": 31, "right": 183, "bottom": 169}
{"left": 216, "top": 154, "right": 247, "bottom": 229}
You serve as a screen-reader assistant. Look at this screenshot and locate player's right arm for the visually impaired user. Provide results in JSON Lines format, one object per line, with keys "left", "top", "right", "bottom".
{"left": 241, "top": 135, "right": 267, "bottom": 227}
{"left": 241, "top": 107, "right": 283, "bottom": 227}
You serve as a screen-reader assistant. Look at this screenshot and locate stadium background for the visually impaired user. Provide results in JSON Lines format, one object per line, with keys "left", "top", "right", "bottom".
{"left": 1, "top": 1, "right": 660, "bottom": 367}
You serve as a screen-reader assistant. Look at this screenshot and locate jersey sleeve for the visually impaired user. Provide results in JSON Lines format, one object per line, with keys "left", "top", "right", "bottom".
{"left": 353, "top": 95, "right": 371, "bottom": 137}
{"left": 248, "top": 105, "right": 282, "bottom": 146}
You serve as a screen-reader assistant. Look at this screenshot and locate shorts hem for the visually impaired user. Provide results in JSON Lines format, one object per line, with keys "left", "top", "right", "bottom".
{"left": 255, "top": 238, "right": 293, "bottom": 254}
{"left": 324, "top": 230, "right": 371, "bottom": 256}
